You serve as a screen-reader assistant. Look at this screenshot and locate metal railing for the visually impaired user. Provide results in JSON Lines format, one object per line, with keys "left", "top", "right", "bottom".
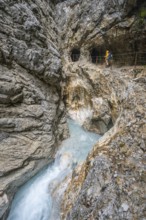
{"left": 110, "top": 52, "right": 146, "bottom": 67}
{"left": 70, "top": 52, "right": 146, "bottom": 67}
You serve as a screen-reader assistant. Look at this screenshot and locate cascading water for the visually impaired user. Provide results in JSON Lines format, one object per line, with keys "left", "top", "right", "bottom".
{"left": 7, "top": 119, "right": 100, "bottom": 220}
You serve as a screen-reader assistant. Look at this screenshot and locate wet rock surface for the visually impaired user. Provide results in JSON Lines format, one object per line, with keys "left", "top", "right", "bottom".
{"left": 56, "top": 2, "right": 146, "bottom": 218}
{"left": 0, "top": 0, "right": 146, "bottom": 219}
{"left": 0, "top": 1, "right": 68, "bottom": 218}
{"left": 63, "top": 62, "right": 117, "bottom": 134}
{"left": 61, "top": 67, "right": 146, "bottom": 220}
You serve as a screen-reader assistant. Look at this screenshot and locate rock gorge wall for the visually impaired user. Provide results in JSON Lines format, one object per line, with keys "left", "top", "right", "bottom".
{"left": 61, "top": 66, "right": 146, "bottom": 220}
{"left": 56, "top": 0, "right": 146, "bottom": 63}
{"left": 53, "top": 0, "right": 146, "bottom": 219}
{"left": 0, "top": 1, "right": 68, "bottom": 219}
{"left": 55, "top": 0, "right": 145, "bottom": 136}
{"left": 0, "top": 0, "right": 146, "bottom": 219}
{"left": 63, "top": 62, "right": 117, "bottom": 135}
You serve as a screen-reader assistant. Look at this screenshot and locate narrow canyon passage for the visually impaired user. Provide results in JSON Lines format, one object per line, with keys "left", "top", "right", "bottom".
{"left": 0, "top": 0, "right": 145, "bottom": 219}
{"left": 7, "top": 119, "right": 100, "bottom": 220}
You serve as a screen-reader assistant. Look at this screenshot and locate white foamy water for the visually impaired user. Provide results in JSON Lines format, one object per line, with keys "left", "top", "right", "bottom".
{"left": 69, "top": 107, "right": 93, "bottom": 125}
{"left": 7, "top": 119, "right": 100, "bottom": 220}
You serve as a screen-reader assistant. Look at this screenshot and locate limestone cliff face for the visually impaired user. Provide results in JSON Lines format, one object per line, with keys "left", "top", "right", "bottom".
{"left": 0, "top": 1, "right": 68, "bottom": 218}
{"left": 56, "top": 0, "right": 146, "bottom": 60}
{"left": 55, "top": 0, "right": 146, "bottom": 133}
{"left": 61, "top": 66, "right": 146, "bottom": 220}
{"left": 53, "top": 0, "right": 146, "bottom": 219}
{"left": 0, "top": 0, "right": 146, "bottom": 219}
{"left": 62, "top": 62, "right": 118, "bottom": 134}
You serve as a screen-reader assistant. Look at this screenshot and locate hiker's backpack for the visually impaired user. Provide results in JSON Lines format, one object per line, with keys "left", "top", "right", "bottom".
{"left": 108, "top": 53, "right": 113, "bottom": 60}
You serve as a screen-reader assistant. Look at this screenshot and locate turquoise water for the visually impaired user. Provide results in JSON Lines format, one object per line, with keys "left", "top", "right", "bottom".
{"left": 7, "top": 119, "right": 100, "bottom": 220}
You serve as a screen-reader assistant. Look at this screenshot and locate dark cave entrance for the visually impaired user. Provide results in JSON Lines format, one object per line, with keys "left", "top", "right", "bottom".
{"left": 71, "top": 48, "right": 80, "bottom": 62}
{"left": 90, "top": 47, "right": 105, "bottom": 64}
{"left": 90, "top": 48, "right": 99, "bottom": 63}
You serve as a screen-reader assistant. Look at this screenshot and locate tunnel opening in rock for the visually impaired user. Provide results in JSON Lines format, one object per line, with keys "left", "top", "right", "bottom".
{"left": 90, "top": 47, "right": 105, "bottom": 64}
{"left": 71, "top": 48, "right": 80, "bottom": 62}
{"left": 90, "top": 48, "right": 99, "bottom": 63}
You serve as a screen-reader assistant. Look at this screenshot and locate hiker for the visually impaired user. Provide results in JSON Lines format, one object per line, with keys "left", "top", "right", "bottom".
{"left": 105, "top": 50, "right": 109, "bottom": 66}
{"left": 105, "top": 50, "right": 113, "bottom": 67}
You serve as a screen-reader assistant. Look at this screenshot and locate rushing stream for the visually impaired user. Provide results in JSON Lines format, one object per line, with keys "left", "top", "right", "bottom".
{"left": 7, "top": 119, "right": 100, "bottom": 220}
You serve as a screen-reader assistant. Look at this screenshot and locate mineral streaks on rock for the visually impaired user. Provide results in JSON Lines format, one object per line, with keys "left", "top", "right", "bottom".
{"left": 63, "top": 62, "right": 119, "bottom": 134}
{"left": 61, "top": 68, "right": 146, "bottom": 220}
{"left": 0, "top": 0, "right": 68, "bottom": 219}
